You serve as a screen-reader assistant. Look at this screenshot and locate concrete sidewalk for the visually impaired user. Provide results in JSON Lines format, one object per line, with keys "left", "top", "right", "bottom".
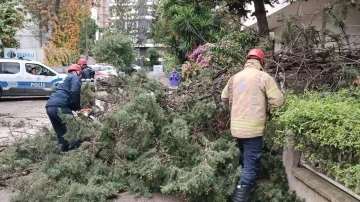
{"left": 147, "top": 71, "right": 169, "bottom": 86}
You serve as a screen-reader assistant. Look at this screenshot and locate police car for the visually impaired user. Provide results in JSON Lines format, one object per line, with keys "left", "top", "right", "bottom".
{"left": 0, "top": 58, "right": 67, "bottom": 98}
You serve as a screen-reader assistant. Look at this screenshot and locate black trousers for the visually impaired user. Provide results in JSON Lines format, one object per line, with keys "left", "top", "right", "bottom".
{"left": 46, "top": 106, "right": 79, "bottom": 152}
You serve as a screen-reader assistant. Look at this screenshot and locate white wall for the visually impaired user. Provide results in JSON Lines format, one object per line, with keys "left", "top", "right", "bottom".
{"left": 242, "top": 0, "right": 290, "bottom": 28}
{"left": 16, "top": 28, "right": 41, "bottom": 49}
{"left": 270, "top": 4, "right": 360, "bottom": 50}
{"left": 91, "top": 7, "right": 98, "bottom": 21}
{"left": 14, "top": 14, "right": 45, "bottom": 62}
{"left": 243, "top": 0, "right": 360, "bottom": 51}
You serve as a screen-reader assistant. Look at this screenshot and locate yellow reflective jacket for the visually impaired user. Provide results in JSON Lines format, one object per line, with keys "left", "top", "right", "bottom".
{"left": 221, "top": 59, "right": 284, "bottom": 138}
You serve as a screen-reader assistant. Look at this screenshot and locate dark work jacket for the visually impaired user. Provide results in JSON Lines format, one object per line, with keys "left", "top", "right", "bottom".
{"left": 82, "top": 66, "right": 95, "bottom": 79}
{"left": 45, "top": 73, "right": 82, "bottom": 111}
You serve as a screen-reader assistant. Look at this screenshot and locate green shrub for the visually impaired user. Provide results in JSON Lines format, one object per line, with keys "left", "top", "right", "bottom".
{"left": 270, "top": 88, "right": 360, "bottom": 193}
{"left": 93, "top": 33, "right": 135, "bottom": 74}
{"left": 147, "top": 48, "right": 160, "bottom": 67}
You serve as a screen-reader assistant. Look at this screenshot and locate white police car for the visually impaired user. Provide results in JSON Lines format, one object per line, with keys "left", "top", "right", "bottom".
{"left": 0, "top": 58, "right": 67, "bottom": 98}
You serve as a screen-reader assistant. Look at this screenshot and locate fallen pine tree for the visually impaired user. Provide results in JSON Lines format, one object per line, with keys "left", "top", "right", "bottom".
{"left": 0, "top": 69, "right": 303, "bottom": 202}
{"left": 2, "top": 15, "right": 360, "bottom": 201}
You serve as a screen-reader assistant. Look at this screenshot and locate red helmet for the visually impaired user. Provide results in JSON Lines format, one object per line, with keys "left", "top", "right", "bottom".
{"left": 246, "top": 48, "right": 265, "bottom": 62}
{"left": 77, "top": 59, "right": 87, "bottom": 65}
{"left": 68, "top": 64, "right": 82, "bottom": 73}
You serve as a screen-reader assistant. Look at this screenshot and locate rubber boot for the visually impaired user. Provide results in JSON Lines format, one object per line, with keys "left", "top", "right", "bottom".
{"left": 233, "top": 184, "right": 251, "bottom": 202}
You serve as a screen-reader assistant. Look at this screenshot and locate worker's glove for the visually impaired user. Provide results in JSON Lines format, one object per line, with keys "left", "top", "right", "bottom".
{"left": 266, "top": 109, "right": 272, "bottom": 121}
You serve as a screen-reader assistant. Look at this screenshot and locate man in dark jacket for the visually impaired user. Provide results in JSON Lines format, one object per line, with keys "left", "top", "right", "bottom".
{"left": 78, "top": 59, "right": 95, "bottom": 79}
{"left": 45, "top": 64, "right": 83, "bottom": 152}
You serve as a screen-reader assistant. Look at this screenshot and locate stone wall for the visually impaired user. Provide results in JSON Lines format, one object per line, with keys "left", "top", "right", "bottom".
{"left": 282, "top": 146, "right": 359, "bottom": 202}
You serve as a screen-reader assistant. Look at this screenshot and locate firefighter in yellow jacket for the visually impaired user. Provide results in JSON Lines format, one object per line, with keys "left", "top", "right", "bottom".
{"left": 221, "top": 48, "right": 284, "bottom": 202}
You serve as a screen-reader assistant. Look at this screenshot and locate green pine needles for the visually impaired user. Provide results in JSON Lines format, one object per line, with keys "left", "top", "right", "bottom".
{"left": 0, "top": 32, "right": 307, "bottom": 202}
{"left": 0, "top": 70, "right": 303, "bottom": 202}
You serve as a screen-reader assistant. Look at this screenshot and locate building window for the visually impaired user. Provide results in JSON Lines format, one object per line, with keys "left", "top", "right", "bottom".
{"left": 124, "top": 21, "right": 139, "bottom": 30}
{"left": 135, "top": 49, "right": 140, "bottom": 58}
{"left": 128, "top": 35, "right": 138, "bottom": 44}
{"left": 130, "top": 8, "right": 137, "bottom": 14}
{"left": 146, "top": 38, "right": 153, "bottom": 44}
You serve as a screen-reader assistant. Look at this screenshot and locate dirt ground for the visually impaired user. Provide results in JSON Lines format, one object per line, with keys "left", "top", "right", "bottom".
{"left": 0, "top": 73, "right": 182, "bottom": 202}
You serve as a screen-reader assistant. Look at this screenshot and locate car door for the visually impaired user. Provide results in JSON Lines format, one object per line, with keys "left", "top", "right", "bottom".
{"left": 24, "top": 63, "right": 58, "bottom": 96}
{"left": 0, "top": 61, "right": 25, "bottom": 96}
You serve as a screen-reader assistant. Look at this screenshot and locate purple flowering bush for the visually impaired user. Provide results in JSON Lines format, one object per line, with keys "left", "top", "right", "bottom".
{"left": 189, "top": 44, "right": 206, "bottom": 62}
{"left": 182, "top": 32, "right": 260, "bottom": 81}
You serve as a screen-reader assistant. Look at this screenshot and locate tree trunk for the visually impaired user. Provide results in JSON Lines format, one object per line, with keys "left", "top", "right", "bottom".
{"left": 85, "top": 18, "right": 89, "bottom": 60}
{"left": 253, "top": 0, "right": 269, "bottom": 36}
{"left": 39, "top": 20, "right": 43, "bottom": 47}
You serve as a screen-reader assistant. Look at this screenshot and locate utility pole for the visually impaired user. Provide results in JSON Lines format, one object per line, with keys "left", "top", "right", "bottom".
{"left": 81, "top": 0, "right": 89, "bottom": 61}
{"left": 85, "top": 17, "right": 89, "bottom": 60}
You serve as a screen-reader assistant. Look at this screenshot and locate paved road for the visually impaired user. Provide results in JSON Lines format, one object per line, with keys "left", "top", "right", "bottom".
{"left": 147, "top": 71, "right": 169, "bottom": 86}
{"left": 0, "top": 97, "right": 50, "bottom": 147}
{"left": 0, "top": 72, "right": 169, "bottom": 147}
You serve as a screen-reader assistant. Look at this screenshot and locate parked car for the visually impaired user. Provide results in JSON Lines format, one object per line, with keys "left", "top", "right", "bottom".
{"left": 89, "top": 64, "right": 124, "bottom": 85}
{"left": 132, "top": 64, "right": 141, "bottom": 71}
{"left": 0, "top": 58, "right": 67, "bottom": 98}
{"left": 52, "top": 65, "right": 96, "bottom": 90}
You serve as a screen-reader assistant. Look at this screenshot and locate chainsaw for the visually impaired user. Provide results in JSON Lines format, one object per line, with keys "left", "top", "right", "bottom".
{"left": 76, "top": 108, "right": 98, "bottom": 123}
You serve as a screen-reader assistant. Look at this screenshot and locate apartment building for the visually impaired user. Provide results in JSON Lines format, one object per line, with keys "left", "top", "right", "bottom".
{"left": 108, "top": 0, "right": 161, "bottom": 59}
{"left": 94, "top": 0, "right": 112, "bottom": 28}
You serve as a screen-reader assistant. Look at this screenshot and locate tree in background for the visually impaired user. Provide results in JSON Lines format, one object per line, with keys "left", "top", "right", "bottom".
{"left": 180, "top": 0, "right": 274, "bottom": 36}
{"left": 43, "top": 0, "right": 93, "bottom": 66}
{"left": 181, "top": 0, "right": 360, "bottom": 37}
{"left": 93, "top": 33, "right": 135, "bottom": 74}
{"left": 79, "top": 18, "right": 99, "bottom": 57}
{"left": 0, "top": 0, "right": 25, "bottom": 57}
{"left": 146, "top": 47, "right": 160, "bottom": 67}
{"left": 22, "top": 0, "right": 93, "bottom": 66}
{"left": 151, "top": 0, "right": 222, "bottom": 63}
{"left": 22, "top": 0, "right": 59, "bottom": 47}
{"left": 109, "top": 0, "right": 153, "bottom": 45}
{"left": 50, "top": 0, "right": 92, "bottom": 53}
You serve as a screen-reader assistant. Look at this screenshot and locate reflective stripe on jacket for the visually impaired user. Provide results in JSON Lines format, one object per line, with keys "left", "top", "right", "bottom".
{"left": 221, "top": 59, "right": 284, "bottom": 138}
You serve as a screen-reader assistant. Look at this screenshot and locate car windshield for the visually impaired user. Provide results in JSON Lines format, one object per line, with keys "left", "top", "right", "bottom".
{"left": 91, "top": 66, "right": 113, "bottom": 71}
{"left": 104, "top": 66, "right": 114, "bottom": 70}
{"left": 52, "top": 66, "right": 66, "bottom": 73}
{"left": 91, "top": 66, "right": 101, "bottom": 71}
